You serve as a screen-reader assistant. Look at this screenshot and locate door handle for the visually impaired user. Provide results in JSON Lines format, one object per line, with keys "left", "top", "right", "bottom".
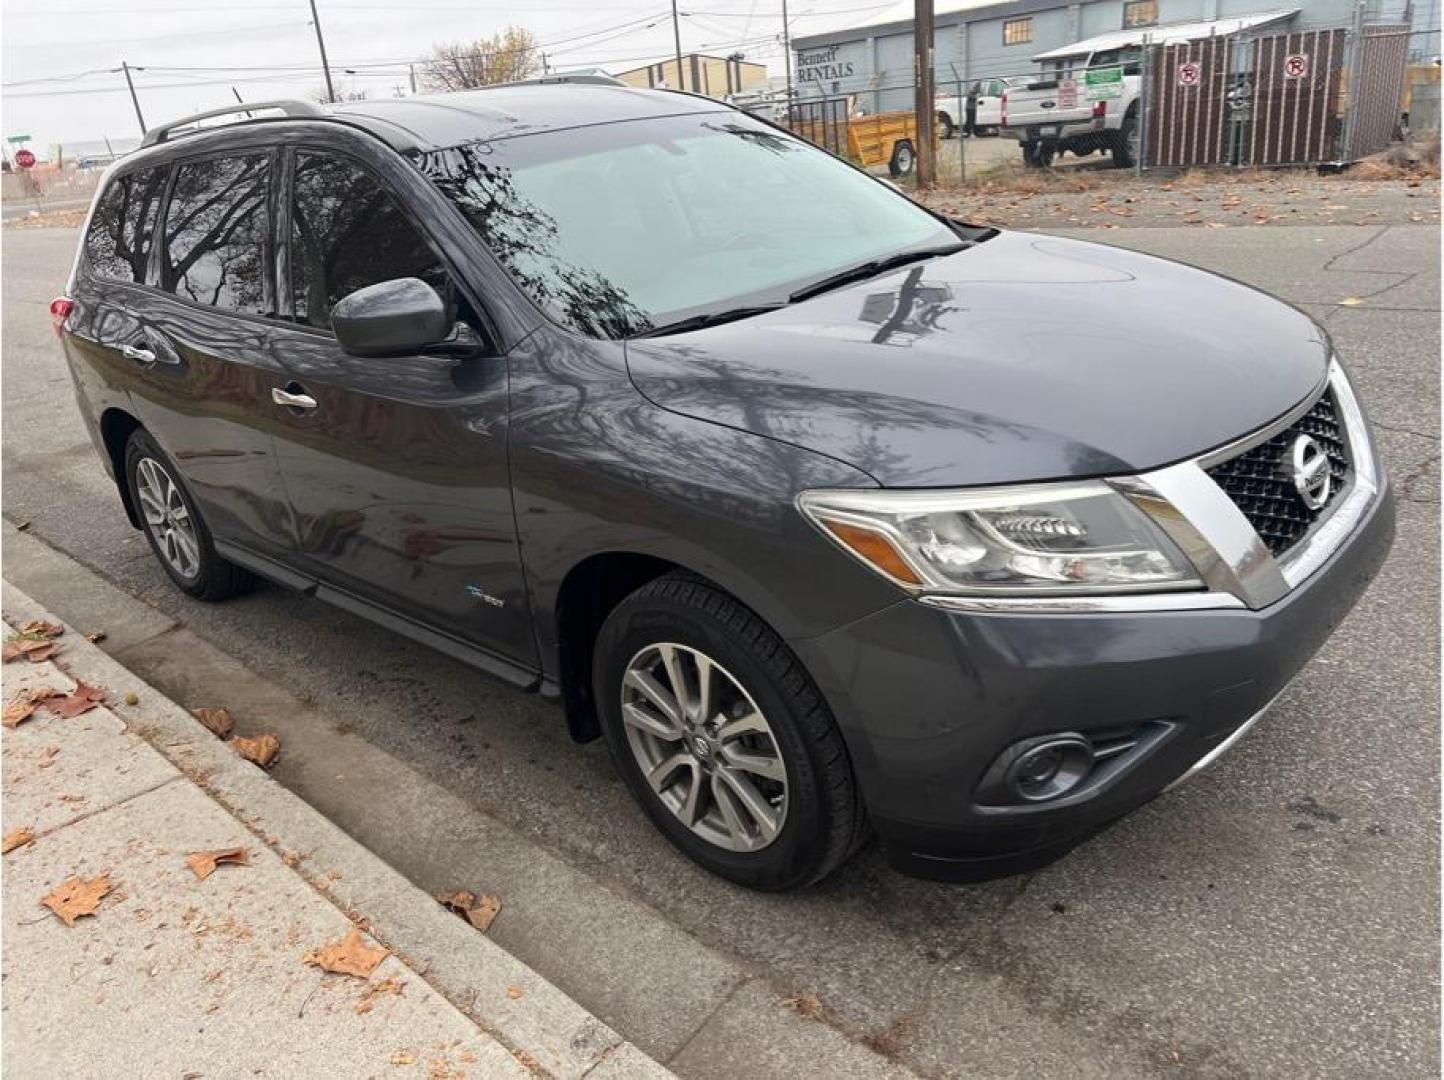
{"left": 271, "top": 386, "right": 318, "bottom": 410}
{"left": 120, "top": 343, "right": 156, "bottom": 363}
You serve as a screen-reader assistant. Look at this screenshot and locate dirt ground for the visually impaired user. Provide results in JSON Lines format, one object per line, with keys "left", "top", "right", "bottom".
{"left": 918, "top": 166, "right": 1441, "bottom": 230}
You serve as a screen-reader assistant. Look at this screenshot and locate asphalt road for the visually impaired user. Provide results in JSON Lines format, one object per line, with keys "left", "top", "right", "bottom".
{"left": 3, "top": 222, "right": 1438, "bottom": 1078}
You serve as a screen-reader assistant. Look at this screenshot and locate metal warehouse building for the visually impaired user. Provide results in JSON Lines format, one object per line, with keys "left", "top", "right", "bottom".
{"left": 791, "top": 0, "right": 1438, "bottom": 112}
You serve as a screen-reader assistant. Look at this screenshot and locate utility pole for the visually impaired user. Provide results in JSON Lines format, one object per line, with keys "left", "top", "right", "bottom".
{"left": 913, "top": 0, "right": 936, "bottom": 187}
{"left": 120, "top": 61, "right": 146, "bottom": 134}
{"left": 308, "top": 0, "right": 336, "bottom": 103}
{"left": 408, "top": 63, "right": 417, "bottom": 94}
{"left": 671, "top": 0, "right": 685, "bottom": 90}
{"left": 781, "top": 0, "right": 794, "bottom": 107}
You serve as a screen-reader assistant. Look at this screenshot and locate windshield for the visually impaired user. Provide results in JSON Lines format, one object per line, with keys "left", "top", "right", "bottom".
{"left": 412, "top": 111, "right": 960, "bottom": 338}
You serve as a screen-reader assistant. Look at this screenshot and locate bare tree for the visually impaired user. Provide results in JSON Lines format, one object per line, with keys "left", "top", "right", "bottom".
{"left": 419, "top": 26, "right": 540, "bottom": 92}
{"left": 311, "top": 85, "right": 370, "bottom": 103}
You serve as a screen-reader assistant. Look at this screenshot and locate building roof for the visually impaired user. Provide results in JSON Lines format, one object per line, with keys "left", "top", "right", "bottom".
{"left": 1032, "top": 9, "right": 1299, "bottom": 59}
{"left": 611, "top": 52, "right": 768, "bottom": 80}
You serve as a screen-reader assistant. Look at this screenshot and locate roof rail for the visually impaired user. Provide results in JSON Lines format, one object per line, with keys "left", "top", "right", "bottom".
{"left": 140, "top": 99, "right": 328, "bottom": 148}
{"left": 505, "top": 73, "right": 626, "bottom": 87}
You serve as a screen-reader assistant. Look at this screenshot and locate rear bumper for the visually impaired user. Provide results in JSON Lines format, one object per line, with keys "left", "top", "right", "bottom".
{"left": 791, "top": 480, "right": 1394, "bottom": 882}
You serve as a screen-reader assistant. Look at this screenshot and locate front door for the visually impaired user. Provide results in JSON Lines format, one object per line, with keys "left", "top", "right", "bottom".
{"left": 266, "top": 148, "right": 535, "bottom": 668}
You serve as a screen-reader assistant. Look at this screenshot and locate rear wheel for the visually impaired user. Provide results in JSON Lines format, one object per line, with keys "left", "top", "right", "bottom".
{"left": 124, "top": 430, "right": 254, "bottom": 601}
{"left": 888, "top": 138, "right": 916, "bottom": 178}
{"left": 936, "top": 112, "right": 955, "bottom": 140}
{"left": 1113, "top": 111, "right": 1139, "bottom": 169}
{"left": 593, "top": 574, "right": 866, "bottom": 890}
{"left": 1023, "top": 140, "right": 1055, "bottom": 168}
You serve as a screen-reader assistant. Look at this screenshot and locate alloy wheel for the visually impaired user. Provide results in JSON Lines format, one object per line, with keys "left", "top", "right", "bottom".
{"left": 620, "top": 642, "right": 788, "bottom": 852}
{"left": 135, "top": 456, "right": 200, "bottom": 580}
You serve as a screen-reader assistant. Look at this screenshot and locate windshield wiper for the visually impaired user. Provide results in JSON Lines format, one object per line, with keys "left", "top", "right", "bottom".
{"left": 788, "top": 244, "right": 967, "bottom": 304}
{"left": 630, "top": 304, "right": 784, "bottom": 339}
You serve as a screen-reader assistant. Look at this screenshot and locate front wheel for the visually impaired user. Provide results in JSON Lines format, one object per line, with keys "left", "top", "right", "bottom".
{"left": 936, "top": 112, "right": 955, "bottom": 140}
{"left": 124, "top": 429, "right": 254, "bottom": 601}
{"left": 593, "top": 575, "right": 866, "bottom": 890}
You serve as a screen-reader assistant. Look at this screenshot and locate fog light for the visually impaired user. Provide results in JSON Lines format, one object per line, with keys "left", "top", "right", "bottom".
{"left": 1006, "top": 736, "right": 1094, "bottom": 802}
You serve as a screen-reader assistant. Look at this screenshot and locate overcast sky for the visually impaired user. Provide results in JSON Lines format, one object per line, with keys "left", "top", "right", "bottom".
{"left": 1, "top": 0, "right": 893, "bottom": 152}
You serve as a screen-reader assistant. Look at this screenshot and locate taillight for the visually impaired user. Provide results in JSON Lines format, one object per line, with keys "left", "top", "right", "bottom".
{"left": 1092, "top": 100, "right": 1107, "bottom": 119}
{"left": 49, "top": 296, "right": 73, "bottom": 336}
{"left": 1001, "top": 91, "right": 1008, "bottom": 126}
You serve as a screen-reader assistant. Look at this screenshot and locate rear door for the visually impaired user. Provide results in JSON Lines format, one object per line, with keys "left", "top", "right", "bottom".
{"left": 264, "top": 146, "right": 535, "bottom": 669}
{"left": 68, "top": 153, "right": 295, "bottom": 561}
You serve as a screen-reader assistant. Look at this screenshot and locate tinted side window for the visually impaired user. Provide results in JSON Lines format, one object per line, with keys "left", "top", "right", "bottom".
{"left": 85, "top": 167, "right": 168, "bottom": 283}
{"left": 162, "top": 154, "right": 269, "bottom": 314}
{"left": 290, "top": 152, "right": 446, "bottom": 330}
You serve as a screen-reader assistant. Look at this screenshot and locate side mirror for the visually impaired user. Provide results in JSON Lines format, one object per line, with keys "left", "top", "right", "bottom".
{"left": 331, "top": 278, "right": 450, "bottom": 358}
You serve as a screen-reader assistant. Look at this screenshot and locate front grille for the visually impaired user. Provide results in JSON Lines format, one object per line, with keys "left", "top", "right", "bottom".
{"left": 1206, "top": 390, "right": 1351, "bottom": 557}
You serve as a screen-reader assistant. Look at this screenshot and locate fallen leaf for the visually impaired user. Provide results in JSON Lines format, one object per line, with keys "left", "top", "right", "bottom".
{"left": 85, "top": 632, "right": 107, "bottom": 645}
{"left": 192, "top": 707, "right": 234, "bottom": 739}
{"left": 390, "top": 1050, "right": 415, "bottom": 1066}
{"left": 44, "top": 681, "right": 107, "bottom": 719}
{"left": 2, "top": 826, "right": 35, "bottom": 853}
{"left": 464, "top": 894, "right": 501, "bottom": 933}
{"left": 41, "top": 872, "right": 113, "bottom": 926}
{"left": 21, "top": 620, "right": 64, "bottom": 639}
{"left": 228, "top": 733, "right": 279, "bottom": 768}
{"left": 185, "top": 846, "right": 250, "bottom": 881}
{"left": 15, "top": 521, "right": 30, "bottom": 532}
{"left": 505, "top": 985, "right": 525, "bottom": 1000}
{"left": 3, "top": 686, "right": 56, "bottom": 728}
{"left": 355, "top": 977, "right": 406, "bottom": 1014}
{"left": 3, "top": 637, "right": 57, "bottom": 664}
{"left": 304, "top": 926, "right": 389, "bottom": 978}
{"left": 123, "top": 692, "right": 139, "bottom": 706}
{"left": 436, "top": 889, "right": 477, "bottom": 913}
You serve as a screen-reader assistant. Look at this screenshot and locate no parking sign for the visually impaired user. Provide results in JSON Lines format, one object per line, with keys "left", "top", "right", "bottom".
{"left": 1283, "top": 53, "right": 1310, "bottom": 79}
{"left": 1177, "top": 61, "right": 1202, "bottom": 87}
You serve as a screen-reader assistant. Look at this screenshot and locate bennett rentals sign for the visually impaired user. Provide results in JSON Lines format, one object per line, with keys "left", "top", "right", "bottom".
{"left": 798, "top": 45, "right": 856, "bottom": 83}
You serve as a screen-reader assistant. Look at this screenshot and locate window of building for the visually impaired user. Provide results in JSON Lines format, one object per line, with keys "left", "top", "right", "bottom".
{"left": 162, "top": 154, "right": 269, "bottom": 314}
{"left": 85, "top": 166, "right": 168, "bottom": 284}
{"left": 1123, "top": 0, "right": 1158, "bottom": 29}
{"left": 289, "top": 152, "right": 448, "bottom": 330}
{"left": 1002, "top": 17, "right": 1033, "bottom": 46}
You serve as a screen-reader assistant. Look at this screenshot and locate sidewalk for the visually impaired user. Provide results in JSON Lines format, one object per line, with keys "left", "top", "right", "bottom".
{"left": 1, "top": 585, "right": 668, "bottom": 1079}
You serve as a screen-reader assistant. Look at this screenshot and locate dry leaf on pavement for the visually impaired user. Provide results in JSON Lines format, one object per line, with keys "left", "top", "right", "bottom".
{"left": 228, "top": 733, "right": 280, "bottom": 768}
{"left": 437, "top": 889, "right": 501, "bottom": 933}
{"left": 304, "top": 926, "right": 389, "bottom": 978}
{"left": 41, "top": 872, "right": 113, "bottom": 926}
{"left": 20, "top": 620, "right": 64, "bottom": 639}
{"left": 3, "top": 686, "right": 57, "bottom": 728}
{"left": 192, "top": 707, "right": 234, "bottom": 739}
{"left": 3, "top": 826, "right": 35, "bottom": 853}
{"left": 3, "top": 638, "right": 57, "bottom": 664}
{"left": 185, "top": 846, "right": 250, "bottom": 880}
{"left": 44, "top": 681, "right": 108, "bottom": 719}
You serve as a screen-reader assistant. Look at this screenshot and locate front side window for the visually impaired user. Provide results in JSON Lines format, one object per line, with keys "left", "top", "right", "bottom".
{"left": 414, "top": 112, "right": 960, "bottom": 338}
{"left": 290, "top": 152, "right": 446, "bottom": 330}
{"left": 1123, "top": 0, "right": 1158, "bottom": 29}
{"left": 162, "top": 153, "right": 269, "bottom": 314}
{"left": 85, "top": 166, "right": 168, "bottom": 283}
{"left": 1003, "top": 17, "right": 1033, "bottom": 46}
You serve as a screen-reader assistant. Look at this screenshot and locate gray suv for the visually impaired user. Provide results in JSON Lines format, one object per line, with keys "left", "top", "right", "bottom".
{"left": 55, "top": 85, "right": 1393, "bottom": 889}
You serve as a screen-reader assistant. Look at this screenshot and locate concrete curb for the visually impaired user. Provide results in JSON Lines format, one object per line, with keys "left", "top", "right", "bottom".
{"left": 1, "top": 581, "right": 673, "bottom": 1080}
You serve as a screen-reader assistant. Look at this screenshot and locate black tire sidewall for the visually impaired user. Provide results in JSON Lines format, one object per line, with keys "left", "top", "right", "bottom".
{"left": 594, "top": 586, "right": 837, "bottom": 890}
{"left": 124, "top": 430, "right": 219, "bottom": 598}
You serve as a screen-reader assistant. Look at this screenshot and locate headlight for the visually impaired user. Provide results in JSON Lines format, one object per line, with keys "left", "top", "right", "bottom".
{"left": 797, "top": 481, "right": 1202, "bottom": 595}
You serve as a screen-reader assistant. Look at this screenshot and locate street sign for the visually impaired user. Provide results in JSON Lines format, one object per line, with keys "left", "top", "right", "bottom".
{"left": 1283, "top": 53, "right": 1310, "bottom": 79}
{"left": 1177, "top": 62, "right": 1202, "bottom": 87}
{"left": 1057, "top": 77, "right": 1078, "bottom": 109}
{"left": 14, "top": 149, "right": 36, "bottom": 169}
{"left": 1084, "top": 65, "right": 1124, "bottom": 101}
{"left": 6, "top": 135, "right": 31, "bottom": 145}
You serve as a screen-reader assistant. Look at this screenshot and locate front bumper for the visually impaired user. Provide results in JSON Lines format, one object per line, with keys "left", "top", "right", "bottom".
{"left": 792, "top": 478, "right": 1394, "bottom": 882}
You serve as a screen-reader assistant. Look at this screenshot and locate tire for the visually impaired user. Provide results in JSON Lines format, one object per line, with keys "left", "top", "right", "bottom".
{"left": 1022, "top": 140, "right": 1054, "bottom": 168}
{"left": 593, "top": 574, "right": 867, "bottom": 890}
{"left": 1113, "top": 110, "right": 1139, "bottom": 169}
{"left": 888, "top": 139, "right": 916, "bottom": 178}
{"left": 124, "top": 429, "right": 254, "bottom": 601}
{"left": 936, "top": 112, "right": 955, "bottom": 140}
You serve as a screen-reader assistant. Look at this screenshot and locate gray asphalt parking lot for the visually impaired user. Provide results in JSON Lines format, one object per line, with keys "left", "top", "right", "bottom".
{"left": 3, "top": 220, "right": 1438, "bottom": 1077}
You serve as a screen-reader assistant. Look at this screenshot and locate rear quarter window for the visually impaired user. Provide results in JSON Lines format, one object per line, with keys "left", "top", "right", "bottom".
{"left": 161, "top": 153, "right": 270, "bottom": 314}
{"left": 85, "top": 166, "right": 168, "bottom": 283}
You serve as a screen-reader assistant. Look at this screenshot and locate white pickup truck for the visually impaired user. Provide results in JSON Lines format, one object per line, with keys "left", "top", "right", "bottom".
{"left": 999, "top": 46, "right": 1142, "bottom": 168}
{"left": 934, "top": 78, "right": 1011, "bottom": 138}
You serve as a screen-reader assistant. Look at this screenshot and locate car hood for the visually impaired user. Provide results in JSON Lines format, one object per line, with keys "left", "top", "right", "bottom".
{"left": 624, "top": 230, "right": 1330, "bottom": 487}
